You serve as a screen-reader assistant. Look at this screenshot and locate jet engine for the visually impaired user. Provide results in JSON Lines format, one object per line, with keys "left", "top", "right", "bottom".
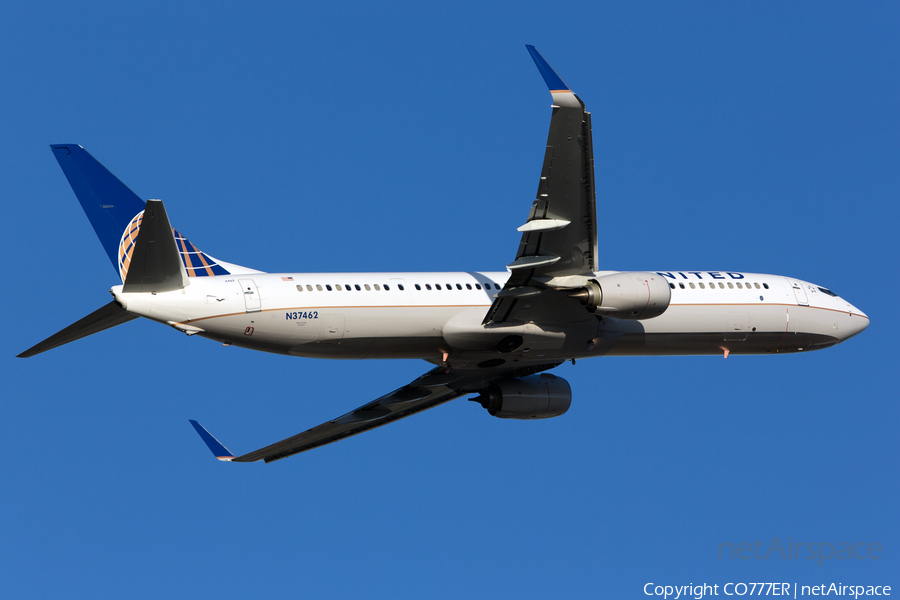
{"left": 472, "top": 374, "right": 571, "bottom": 420}
{"left": 569, "top": 272, "right": 670, "bottom": 319}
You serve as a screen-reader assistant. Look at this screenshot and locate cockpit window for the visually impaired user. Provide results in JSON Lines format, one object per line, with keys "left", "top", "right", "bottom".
{"left": 817, "top": 286, "right": 838, "bottom": 297}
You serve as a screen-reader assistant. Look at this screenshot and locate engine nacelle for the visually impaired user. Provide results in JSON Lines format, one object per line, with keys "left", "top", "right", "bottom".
{"left": 569, "top": 272, "right": 671, "bottom": 319}
{"left": 473, "top": 374, "right": 571, "bottom": 420}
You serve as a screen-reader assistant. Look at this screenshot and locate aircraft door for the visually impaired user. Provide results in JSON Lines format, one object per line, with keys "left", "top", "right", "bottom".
{"left": 238, "top": 279, "right": 261, "bottom": 312}
{"left": 390, "top": 278, "right": 411, "bottom": 305}
{"left": 788, "top": 279, "right": 809, "bottom": 306}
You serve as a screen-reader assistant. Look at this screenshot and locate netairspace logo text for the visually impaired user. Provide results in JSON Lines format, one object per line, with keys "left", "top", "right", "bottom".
{"left": 719, "top": 538, "right": 882, "bottom": 566}
{"left": 643, "top": 582, "right": 891, "bottom": 599}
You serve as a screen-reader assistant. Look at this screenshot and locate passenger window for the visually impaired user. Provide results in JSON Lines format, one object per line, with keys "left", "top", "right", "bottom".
{"left": 355, "top": 284, "right": 361, "bottom": 291}
{"left": 496, "top": 283, "right": 502, "bottom": 290}
{"left": 374, "top": 284, "right": 381, "bottom": 291}
{"left": 678, "top": 283, "right": 685, "bottom": 289}
{"left": 316, "top": 284, "right": 323, "bottom": 291}
{"left": 385, "top": 284, "right": 391, "bottom": 291}
{"left": 435, "top": 284, "right": 442, "bottom": 290}
{"left": 415, "top": 284, "right": 421, "bottom": 290}
{"left": 754, "top": 283, "right": 760, "bottom": 289}
{"left": 763, "top": 283, "right": 769, "bottom": 289}
{"left": 296, "top": 285, "right": 303, "bottom": 292}
{"left": 326, "top": 284, "right": 333, "bottom": 291}
{"left": 699, "top": 282, "right": 705, "bottom": 289}
{"left": 475, "top": 283, "right": 482, "bottom": 290}
{"left": 466, "top": 283, "right": 472, "bottom": 290}
{"left": 456, "top": 283, "right": 462, "bottom": 290}
{"left": 425, "top": 284, "right": 432, "bottom": 290}
{"left": 306, "top": 285, "right": 313, "bottom": 291}
{"left": 689, "top": 283, "right": 695, "bottom": 289}
{"left": 335, "top": 284, "right": 342, "bottom": 291}
{"left": 669, "top": 283, "right": 675, "bottom": 289}
{"left": 364, "top": 284, "right": 371, "bottom": 291}
{"left": 346, "top": 284, "right": 352, "bottom": 290}
{"left": 727, "top": 282, "right": 734, "bottom": 289}
{"left": 719, "top": 283, "right": 725, "bottom": 289}
{"left": 446, "top": 283, "right": 452, "bottom": 289}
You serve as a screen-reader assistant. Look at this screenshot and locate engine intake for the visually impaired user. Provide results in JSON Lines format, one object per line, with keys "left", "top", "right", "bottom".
{"left": 569, "top": 272, "right": 670, "bottom": 319}
{"left": 472, "top": 374, "right": 571, "bottom": 420}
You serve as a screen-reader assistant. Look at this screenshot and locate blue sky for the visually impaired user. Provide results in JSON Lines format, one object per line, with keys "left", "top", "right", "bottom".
{"left": 2, "top": 2, "right": 897, "bottom": 598}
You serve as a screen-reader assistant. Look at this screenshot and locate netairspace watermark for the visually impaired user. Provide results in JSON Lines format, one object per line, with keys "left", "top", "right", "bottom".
{"left": 643, "top": 582, "right": 891, "bottom": 599}
{"left": 719, "top": 538, "right": 882, "bottom": 566}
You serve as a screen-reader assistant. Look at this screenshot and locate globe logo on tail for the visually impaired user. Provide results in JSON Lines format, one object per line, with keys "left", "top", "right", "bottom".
{"left": 117, "top": 210, "right": 144, "bottom": 282}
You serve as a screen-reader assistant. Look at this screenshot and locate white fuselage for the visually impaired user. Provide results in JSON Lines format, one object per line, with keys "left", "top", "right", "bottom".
{"left": 112, "top": 270, "right": 869, "bottom": 367}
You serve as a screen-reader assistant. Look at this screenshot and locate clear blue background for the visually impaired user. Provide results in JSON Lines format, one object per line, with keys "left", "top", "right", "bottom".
{"left": 2, "top": 2, "right": 896, "bottom": 598}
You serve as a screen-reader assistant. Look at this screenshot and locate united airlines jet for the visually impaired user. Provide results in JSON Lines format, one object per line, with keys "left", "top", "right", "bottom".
{"left": 19, "top": 47, "right": 868, "bottom": 463}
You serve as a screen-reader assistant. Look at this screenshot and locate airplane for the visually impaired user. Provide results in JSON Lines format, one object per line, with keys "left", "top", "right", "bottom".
{"left": 19, "top": 46, "right": 869, "bottom": 464}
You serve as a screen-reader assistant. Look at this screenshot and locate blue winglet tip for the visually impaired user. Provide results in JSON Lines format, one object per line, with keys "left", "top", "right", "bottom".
{"left": 189, "top": 420, "right": 236, "bottom": 461}
{"left": 525, "top": 45, "right": 570, "bottom": 91}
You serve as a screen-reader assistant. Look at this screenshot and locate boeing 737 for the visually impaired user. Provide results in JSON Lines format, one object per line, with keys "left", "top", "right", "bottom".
{"left": 19, "top": 46, "right": 868, "bottom": 463}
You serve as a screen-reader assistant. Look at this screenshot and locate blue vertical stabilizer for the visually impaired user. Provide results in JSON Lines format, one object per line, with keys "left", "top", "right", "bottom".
{"left": 51, "top": 145, "right": 235, "bottom": 280}
{"left": 50, "top": 144, "right": 147, "bottom": 274}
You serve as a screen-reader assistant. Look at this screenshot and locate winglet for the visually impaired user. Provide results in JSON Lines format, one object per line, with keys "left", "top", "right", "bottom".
{"left": 525, "top": 45, "right": 582, "bottom": 109}
{"left": 189, "top": 420, "right": 236, "bottom": 461}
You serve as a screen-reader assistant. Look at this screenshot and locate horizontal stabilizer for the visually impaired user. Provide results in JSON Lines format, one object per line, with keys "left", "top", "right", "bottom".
{"left": 17, "top": 301, "right": 137, "bottom": 358}
{"left": 189, "top": 421, "right": 236, "bottom": 461}
{"left": 122, "top": 199, "right": 189, "bottom": 293}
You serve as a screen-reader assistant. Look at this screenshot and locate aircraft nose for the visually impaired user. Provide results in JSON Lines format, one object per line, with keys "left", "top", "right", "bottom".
{"left": 843, "top": 304, "right": 869, "bottom": 340}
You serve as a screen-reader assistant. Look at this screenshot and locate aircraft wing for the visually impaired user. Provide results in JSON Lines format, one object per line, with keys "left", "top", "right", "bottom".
{"left": 484, "top": 46, "right": 598, "bottom": 326}
{"left": 190, "top": 362, "right": 560, "bottom": 463}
